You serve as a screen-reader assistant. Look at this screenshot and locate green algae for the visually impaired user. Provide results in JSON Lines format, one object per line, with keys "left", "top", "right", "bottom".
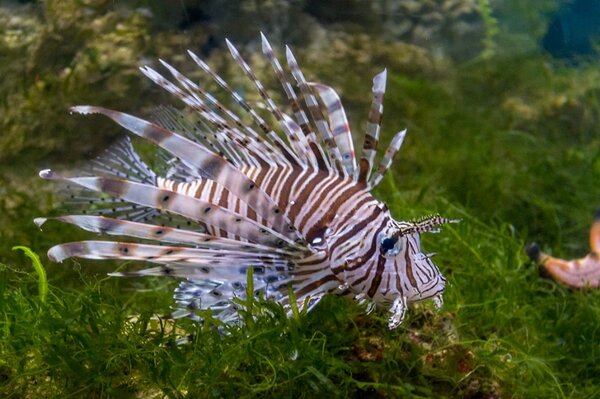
{"left": 12, "top": 246, "right": 47, "bottom": 304}
{"left": 3, "top": 211, "right": 599, "bottom": 397}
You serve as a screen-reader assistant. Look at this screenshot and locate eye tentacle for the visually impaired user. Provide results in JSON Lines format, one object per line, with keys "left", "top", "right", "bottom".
{"left": 397, "top": 214, "right": 460, "bottom": 236}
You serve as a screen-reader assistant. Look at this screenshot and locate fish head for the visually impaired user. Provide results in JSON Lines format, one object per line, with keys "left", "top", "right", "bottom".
{"left": 328, "top": 210, "right": 451, "bottom": 307}
{"left": 373, "top": 219, "right": 446, "bottom": 305}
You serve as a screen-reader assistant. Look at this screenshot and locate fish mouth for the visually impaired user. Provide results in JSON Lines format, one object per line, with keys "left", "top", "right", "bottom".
{"left": 411, "top": 275, "right": 446, "bottom": 301}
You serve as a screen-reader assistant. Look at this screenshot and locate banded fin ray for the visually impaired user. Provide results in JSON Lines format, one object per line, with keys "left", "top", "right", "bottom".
{"left": 357, "top": 69, "right": 387, "bottom": 184}
{"left": 35, "top": 215, "right": 302, "bottom": 256}
{"left": 260, "top": 34, "right": 324, "bottom": 170}
{"left": 369, "top": 129, "right": 407, "bottom": 188}
{"left": 47, "top": 241, "right": 290, "bottom": 267}
{"left": 140, "top": 65, "right": 275, "bottom": 168}
{"left": 150, "top": 60, "right": 285, "bottom": 168}
{"left": 278, "top": 112, "right": 315, "bottom": 167}
{"left": 225, "top": 39, "right": 307, "bottom": 167}
{"left": 69, "top": 105, "right": 299, "bottom": 239}
{"left": 285, "top": 46, "right": 346, "bottom": 175}
{"left": 186, "top": 49, "right": 296, "bottom": 167}
{"left": 40, "top": 170, "right": 300, "bottom": 248}
{"left": 307, "top": 82, "right": 356, "bottom": 175}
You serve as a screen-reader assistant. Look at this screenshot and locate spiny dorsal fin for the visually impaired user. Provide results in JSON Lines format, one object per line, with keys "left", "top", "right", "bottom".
{"left": 186, "top": 49, "right": 295, "bottom": 168}
{"left": 260, "top": 34, "right": 325, "bottom": 170}
{"left": 286, "top": 46, "right": 346, "bottom": 175}
{"left": 357, "top": 69, "right": 387, "bottom": 184}
{"left": 369, "top": 129, "right": 407, "bottom": 188}
{"left": 225, "top": 39, "right": 303, "bottom": 167}
{"left": 140, "top": 65, "right": 276, "bottom": 168}
{"left": 227, "top": 40, "right": 312, "bottom": 167}
{"left": 154, "top": 60, "right": 288, "bottom": 168}
{"left": 307, "top": 82, "right": 356, "bottom": 175}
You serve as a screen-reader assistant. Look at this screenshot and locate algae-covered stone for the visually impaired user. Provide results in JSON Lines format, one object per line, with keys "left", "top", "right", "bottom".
{"left": 0, "top": 0, "right": 155, "bottom": 167}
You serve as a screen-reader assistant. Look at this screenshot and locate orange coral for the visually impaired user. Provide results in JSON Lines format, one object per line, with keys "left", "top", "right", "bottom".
{"left": 527, "top": 212, "right": 600, "bottom": 288}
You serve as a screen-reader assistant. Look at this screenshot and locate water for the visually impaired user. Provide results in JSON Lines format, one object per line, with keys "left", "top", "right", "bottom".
{"left": 2, "top": 1, "right": 600, "bottom": 397}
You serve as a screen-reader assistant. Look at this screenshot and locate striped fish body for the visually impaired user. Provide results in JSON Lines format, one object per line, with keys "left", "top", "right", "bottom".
{"left": 38, "top": 34, "right": 454, "bottom": 329}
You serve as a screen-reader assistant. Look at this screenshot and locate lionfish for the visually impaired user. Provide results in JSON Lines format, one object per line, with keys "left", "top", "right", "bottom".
{"left": 37, "top": 34, "right": 455, "bottom": 329}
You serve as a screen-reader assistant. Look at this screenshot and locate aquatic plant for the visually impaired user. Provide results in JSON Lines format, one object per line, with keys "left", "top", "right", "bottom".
{"left": 477, "top": 0, "right": 499, "bottom": 59}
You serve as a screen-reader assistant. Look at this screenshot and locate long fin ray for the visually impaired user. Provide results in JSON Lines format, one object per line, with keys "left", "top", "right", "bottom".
{"left": 153, "top": 61, "right": 278, "bottom": 168}
{"left": 357, "top": 69, "right": 387, "bottom": 183}
{"left": 187, "top": 49, "right": 293, "bottom": 167}
{"left": 69, "top": 106, "right": 299, "bottom": 239}
{"left": 35, "top": 215, "right": 301, "bottom": 255}
{"left": 140, "top": 66, "right": 270, "bottom": 168}
{"left": 260, "top": 34, "right": 323, "bottom": 170}
{"left": 369, "top": 129, "right": 407, "bottom": 188}
{"left": 47, "top": 241, "right": 289, "bottom": 267}
{"left": 40, "top": 170, "right": 301, "bottom": 248}
{"left": 285, "top": 46, "right": 346, "bottom": 175}
{"left": 225, "top": 39, "right": 305, "bottom": 166}
{"left": 306, "top": 82, "right": 356, "bottom": 174}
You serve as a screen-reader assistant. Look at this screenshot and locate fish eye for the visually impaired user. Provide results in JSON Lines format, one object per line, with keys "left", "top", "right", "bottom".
{"left": 381, "top": 237, "right": 397, "bottom": 251}
{"left": 379, "top": 235, "right": 402, "bottom": 256}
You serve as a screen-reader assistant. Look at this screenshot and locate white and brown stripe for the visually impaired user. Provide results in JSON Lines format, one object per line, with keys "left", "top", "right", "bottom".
{"left": 39, "top": 35, "right": 455, "bottom": 329}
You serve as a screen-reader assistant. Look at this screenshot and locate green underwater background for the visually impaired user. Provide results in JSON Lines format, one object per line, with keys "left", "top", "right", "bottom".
{"left": 2, "top": 0, "right": 600, "bottom": 397}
